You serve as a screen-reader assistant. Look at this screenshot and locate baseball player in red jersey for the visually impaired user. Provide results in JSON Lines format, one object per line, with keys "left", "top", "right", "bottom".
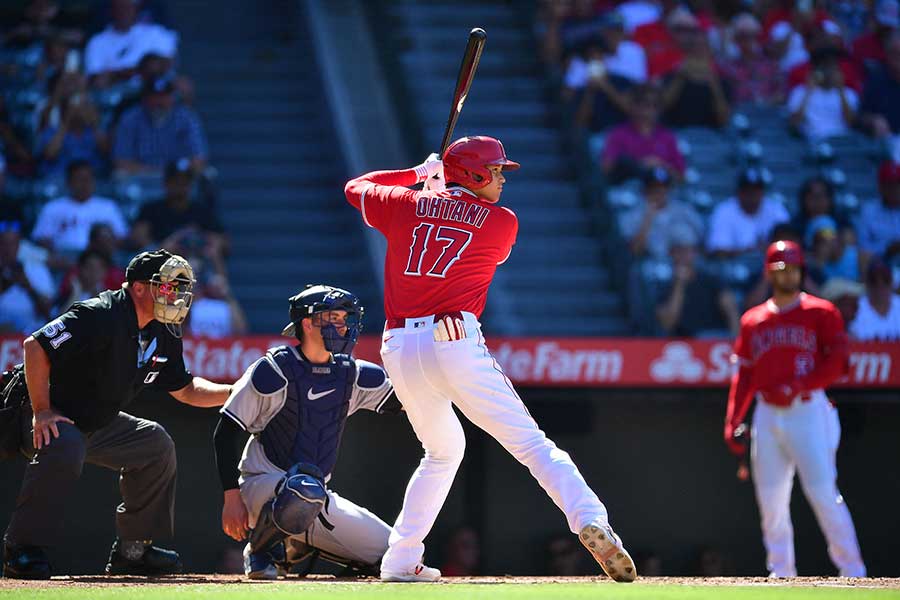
{"left": 344, "top": 136, "right": 636, "bottom": 583}
{"left": 725, "top": 240, "right": 866, "bottom": 577}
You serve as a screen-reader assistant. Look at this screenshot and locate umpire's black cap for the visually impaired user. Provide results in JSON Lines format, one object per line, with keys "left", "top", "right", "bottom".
{"left": 126, "top": 249, "right": 174, "bottom": 282}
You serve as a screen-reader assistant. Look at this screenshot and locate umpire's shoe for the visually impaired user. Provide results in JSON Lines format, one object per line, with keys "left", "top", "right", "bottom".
{"left": 2, "top": 541, "right": 51, "bottom": 580}
{"left": 105, "top": 539, "right": 183, "bottom": 576}
{"left": 579, "top": 521, "right": 637, "bottom": 583}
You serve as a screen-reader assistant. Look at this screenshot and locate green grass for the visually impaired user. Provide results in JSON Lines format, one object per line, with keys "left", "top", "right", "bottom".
{"left": 2, "top": 584, "right": 899, "bottom": 600}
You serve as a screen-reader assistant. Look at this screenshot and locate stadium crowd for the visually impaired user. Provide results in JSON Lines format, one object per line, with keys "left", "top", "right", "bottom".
{"left": 0, "top": 0, "right": 246, "bottom": 339}
{"left": 538, "top": 0, "right": 900, "bottom": 340}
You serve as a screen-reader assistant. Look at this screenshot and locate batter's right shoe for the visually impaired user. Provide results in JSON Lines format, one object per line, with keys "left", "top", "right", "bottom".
{"left": 2, "top": 541, "right": 51, "bottom": 580}
{"left": 243, "top": 542, "right": 286, "bottom": 580}
{"left": 380, "top": 563, "right": 441, "bottom": 582}
{"left": 579, "top": 521, "right": 637, "bottom": 583}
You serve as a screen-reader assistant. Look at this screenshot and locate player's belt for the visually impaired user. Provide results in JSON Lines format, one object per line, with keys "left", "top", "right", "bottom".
{"left": 385, "top": 311, "right": 465, "bottom": 331}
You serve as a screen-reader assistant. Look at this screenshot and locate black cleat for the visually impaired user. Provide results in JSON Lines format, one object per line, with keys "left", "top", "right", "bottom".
{"left": 105, "top": 539, "right": 182, "bottom": 576}
{"left": 2, "top": 542, "right": 51, "bottom": 580}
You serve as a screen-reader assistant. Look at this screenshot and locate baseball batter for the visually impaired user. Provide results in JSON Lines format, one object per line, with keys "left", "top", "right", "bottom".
{"left": 344, "top": 136, "right": 636, "bottom": 583}
{"left": 725, "top": 240, "right": 866, "bottom": 577}
{"left": 214, "top": 286, "right": 402, "bottom": 579}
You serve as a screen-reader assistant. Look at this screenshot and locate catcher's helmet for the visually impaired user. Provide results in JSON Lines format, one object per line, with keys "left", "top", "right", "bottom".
{"left": 765, "top": 240, "right": 805, "bottom": 271}
{"left": 281, "top": 284, "right": 364, "bottom": 354}
{"left": 442, "top": 136, "right": 519, "bottom": 191}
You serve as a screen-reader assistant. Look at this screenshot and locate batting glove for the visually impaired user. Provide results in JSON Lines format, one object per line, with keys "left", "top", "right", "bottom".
{"left": 416, "top": 153, "right": 445, "bottom": 191}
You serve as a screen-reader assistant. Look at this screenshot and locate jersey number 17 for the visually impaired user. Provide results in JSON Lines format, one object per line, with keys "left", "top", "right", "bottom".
{"left": 404, "top": 223, "right": 472, "bottom": 278}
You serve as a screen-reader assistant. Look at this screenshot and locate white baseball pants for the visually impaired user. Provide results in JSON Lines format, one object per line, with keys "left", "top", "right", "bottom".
{"left": 379, "top": 312, "right": 608, "bottom": 573}
{"left": 751, "top": 392, "right": 866, "bottom": 577}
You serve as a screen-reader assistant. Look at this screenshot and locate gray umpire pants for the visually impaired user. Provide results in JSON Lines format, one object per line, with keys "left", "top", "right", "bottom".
{"left": 5, "top": 412, "right": 177, "bottom": 548}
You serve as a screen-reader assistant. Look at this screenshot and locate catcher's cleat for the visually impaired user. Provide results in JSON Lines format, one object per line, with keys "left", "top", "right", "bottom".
{"left": 579, "top": 521, "right": 637, "bottom": 583}
{"left": 243, "top": 542, "right": 287, "bottom": 580}
{"left": 380, "top": 562, "right": 441, "bottom": 582}
{"left": 2, "top": 541, "right": 51, "bottom": 580}
{"left": 105, "top": 539, "right": 182, "bottom": 576}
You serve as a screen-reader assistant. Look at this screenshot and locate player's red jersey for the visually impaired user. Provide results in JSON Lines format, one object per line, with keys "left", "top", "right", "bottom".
{"left": 345, "top": 168, "right": 517, "bottom": 321}
{"left": 725, "top": 293, "right": 849, "bottom": 442}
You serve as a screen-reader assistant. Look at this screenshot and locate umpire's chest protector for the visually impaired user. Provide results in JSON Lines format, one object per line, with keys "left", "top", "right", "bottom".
{"left": 259, "top": 347, "right": 356, "bottom": 476}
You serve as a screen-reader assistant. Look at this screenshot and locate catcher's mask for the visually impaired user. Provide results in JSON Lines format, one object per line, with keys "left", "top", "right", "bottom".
{"left": 126, "top": 250, "right": 195, "bottom": 338}
{"left": 281, "top": 284, "right": 364, "bottom": 355}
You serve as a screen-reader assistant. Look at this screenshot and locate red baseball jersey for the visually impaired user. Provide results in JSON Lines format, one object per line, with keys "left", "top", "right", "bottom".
{"left": 345, "top": 169, "right": 517, "bottom": 320}
{"left": 725, "top": 293, "right": 849, "bottom": 438}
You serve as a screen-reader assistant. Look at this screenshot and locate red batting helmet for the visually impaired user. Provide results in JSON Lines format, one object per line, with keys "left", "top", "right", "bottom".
{"left": 765, "top": 240, "right": 805, "bottom": 271}
{"left": 442, "top": 136, "right": 520, "bottom": 191}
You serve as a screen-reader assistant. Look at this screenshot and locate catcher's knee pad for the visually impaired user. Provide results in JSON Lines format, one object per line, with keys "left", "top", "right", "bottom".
{"left": 272, "top": 462, "right": 328, "bottom": 536}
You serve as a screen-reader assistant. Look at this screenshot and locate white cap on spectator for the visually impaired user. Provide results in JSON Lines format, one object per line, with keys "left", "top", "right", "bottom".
{"left": 876, "top": 0, "right": 900, "bottom": 28}
{"left": 667, "top": 8, "right": 700, "bottom": 30}
{"left": 821, "top": 278, "right": 865, "bottom": 302}
{"left": 732, "top": 13, "right": 761, "bottom": 35}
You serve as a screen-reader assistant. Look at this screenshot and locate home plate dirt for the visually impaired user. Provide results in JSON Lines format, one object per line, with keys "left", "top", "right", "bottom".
{"left": 1, "top": 575, "right": 899, "bottom": 588}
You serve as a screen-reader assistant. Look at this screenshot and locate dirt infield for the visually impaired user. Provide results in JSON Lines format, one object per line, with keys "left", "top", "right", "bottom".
{"left": 1, "top": 575, "right": 899, "bottom": 589}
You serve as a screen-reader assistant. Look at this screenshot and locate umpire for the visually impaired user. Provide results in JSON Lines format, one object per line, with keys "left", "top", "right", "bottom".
{"left": 2, "top": 249, "right": 233, "bottom": 579}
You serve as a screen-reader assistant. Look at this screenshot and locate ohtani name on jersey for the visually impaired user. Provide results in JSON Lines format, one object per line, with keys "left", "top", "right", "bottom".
{"left": 751, "top": 325, "right": 817, "bottom": 359}
{"left": 415, "top": 196, "right": 489, "bottom": 229}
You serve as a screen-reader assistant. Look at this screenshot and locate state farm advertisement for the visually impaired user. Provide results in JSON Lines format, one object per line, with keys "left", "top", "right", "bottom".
{"left": 1, "top": 335, "right": 897, "bottom": 388}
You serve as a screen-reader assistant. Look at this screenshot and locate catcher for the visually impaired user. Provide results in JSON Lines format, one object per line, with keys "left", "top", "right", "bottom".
{"left": 214, "top": 285, "right": 402, "bottom": 579}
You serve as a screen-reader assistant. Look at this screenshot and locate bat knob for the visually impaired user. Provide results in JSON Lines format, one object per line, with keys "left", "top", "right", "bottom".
{"left": 470, "top": 28, "right": 486, "bottom": 40}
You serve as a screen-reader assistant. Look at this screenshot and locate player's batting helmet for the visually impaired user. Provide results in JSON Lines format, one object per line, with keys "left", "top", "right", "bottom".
{"left": 765, "top": 240, "right": 805, "bottom": 271}
{"left": 442, "top": 136, "right": 520, "bottom": 191}
{"left": 281, "top": 284, "right": 364, "bottom": 354}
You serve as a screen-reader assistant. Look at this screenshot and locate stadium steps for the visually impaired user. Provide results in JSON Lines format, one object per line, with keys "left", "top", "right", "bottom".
{"left": 375, "top": 0, "right": 627, "bottom": 335}
{"left": 168, "top": 0, "right": 384, "bottom": 333}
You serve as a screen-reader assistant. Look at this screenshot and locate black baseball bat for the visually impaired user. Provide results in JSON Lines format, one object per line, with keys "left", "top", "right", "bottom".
{"left": 438, "top": 27, "right": 487, "bottom": 157}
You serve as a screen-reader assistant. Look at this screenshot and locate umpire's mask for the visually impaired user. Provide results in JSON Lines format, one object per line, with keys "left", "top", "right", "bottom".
{"left": 149, "top": 254, "right": 195, "bottom": 337}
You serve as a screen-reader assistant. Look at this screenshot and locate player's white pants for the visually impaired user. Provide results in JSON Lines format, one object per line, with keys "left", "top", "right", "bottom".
{"left": 750, "top": 392, "right": 866, "bottom": 577}
{"left": 240, "top": 472, "right": 389, "bottom": 566}
{"left": 379, "top": 312, "right": 608, "bottom": 573}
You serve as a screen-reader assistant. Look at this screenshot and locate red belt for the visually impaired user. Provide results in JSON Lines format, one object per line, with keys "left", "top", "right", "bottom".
{"left": 385, "top": 311, "right": 465, "bottom": 330}
{"left": 763, "top": 390, "right": 813, "bottom": 407}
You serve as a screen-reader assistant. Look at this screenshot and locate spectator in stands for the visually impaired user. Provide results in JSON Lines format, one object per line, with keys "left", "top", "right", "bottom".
{"left": 857, "top": 161, "right": 900, "bottom": 266}
{"left": 0, "top": 96, "right": 32, "bottom": 174}
{"left": 36, "top": 71, "right": 88, "bottom": 132}
{"left": 33, "top": 33, "right": 72, "bottom": 90}
{"left": 565, "top": 11, "right": 647, "bottom": 89}
{"left": 55, "top": 248, "right": 112, "bottom": 310}
{"left": 85, "top": 0, "right": 177, "bottom": 89}
{"left": 35, "top": 91, "right": 109, "bottom": 177}
{"left": 791, "top": 176, "right": 841, "bottom": 235}
{"left": 852, "top": 0, "right": 899, "bottom": 74}
{"left": 440, "top": 526, "right": 481, "bottom": 577}
{"left": 185, "top": 269, "right": 247, "bottom": 339}
{"left": 571, "top": 49, "right": 632, "bottom": 132}
{"left": 130, "top": 159, "right": 225, "bottom": 258}
{"left": 2, "top": 0, "right": 83, "bottom": 49}
{"left": 600, "top": 84, "right": 685, "bottom": 183}
{"left": 821, "top": 277, "right": 865, "bottom": 327}
{"left": 31, "top": 160, "right": 128, "bottom": 254}
{"left": 619, "top": 167, "right": 704, "bottom": 258}
{"left": 113, "top": 74, "right": 208, "bottom": 175}
{"left": 707, "top": 167, "right": 790, "bottom": 257}
{"left": 0, "top": 208, "right": 54, "bottom": 334}
{"left": 850, "top": 259, "right": 900, "bottom": 340}
{"left": 721, "top": 14, "right": 785, "bottom": 105}
{"left": 536, "top": 0, "right": 604, "bottom": 67}
{"left": 632, "top": 5, "right": 689, "bottom": 80}
{"left": 859, "top": 31, "right": 900, "bottom": 138}
{"left": 659, "top": 11, "right": 731, "bottom": 128}
{"left": 655, "top": 226, "right": 740, "bottom": 337}
{"left": 56, "top": 223, "right": 126, "bottom": 304}
{"left": 806, "top": 215, "right": 860, "bottom": 282}
{"left": 788, "top": 47, "right": 860, "bottom": 140}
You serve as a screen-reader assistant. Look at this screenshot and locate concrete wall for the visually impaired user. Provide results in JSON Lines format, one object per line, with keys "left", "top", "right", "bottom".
{"left": 1, "top": 388, "right": 897, "bottom": 576}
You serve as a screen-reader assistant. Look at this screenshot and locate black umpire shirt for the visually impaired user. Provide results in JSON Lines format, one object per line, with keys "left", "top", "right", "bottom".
{"left": 31, "top": 288, "right": 193, "bottom": 433}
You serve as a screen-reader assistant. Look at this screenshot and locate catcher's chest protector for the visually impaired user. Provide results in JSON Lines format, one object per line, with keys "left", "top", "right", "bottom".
{"left": 259, "top": 347, "right": 356, "bottom": 476}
